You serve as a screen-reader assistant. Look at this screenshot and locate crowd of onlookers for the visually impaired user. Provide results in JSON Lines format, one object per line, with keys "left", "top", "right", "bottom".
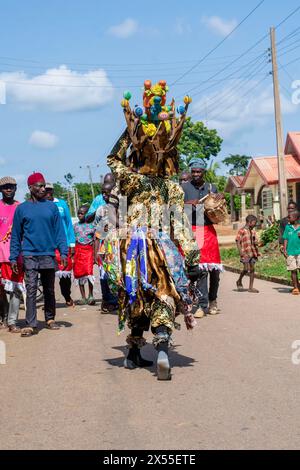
{"left": 0, "top": 171, "right": 118, "bottom": 337}
{"left": 1, "top": 165, "right": 300, "bottom": 338}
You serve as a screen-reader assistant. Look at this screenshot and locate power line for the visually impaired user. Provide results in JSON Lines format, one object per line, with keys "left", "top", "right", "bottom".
{"left": 191, "top": 55, "right": 268, "bottom": 119}
{"left": 206, "top": 74, "right": 270, "bottom": 122}
{"left": 187, "top": 50, "right": 268, "bottom": 100}
{"left": 0, "top": 51, "right": 267, "bottom": 69}
{"left": 278, "top": 59, "right": 295, "bottom": 82}
{"left": 170, "top": 0, "right": 266, "bottom": 86}
{"left": 179, "top": 4, "right": 300, "bottom": 98}
{"left": 277, "top": 26, "right": 300, "bottom": 45}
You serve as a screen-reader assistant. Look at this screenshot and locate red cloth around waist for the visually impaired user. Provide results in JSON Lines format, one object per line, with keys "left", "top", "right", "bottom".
{"left": 192, "top": 225, "right": 221, "bottom": 265}
{"left": 55, "top": 249, "right": 73, "bottom": 272}
{"left": 1, "top": 262, "right": 24, "bottom": 283}
{"left": 73, "top": 244, "right": 94, "bottom": 279}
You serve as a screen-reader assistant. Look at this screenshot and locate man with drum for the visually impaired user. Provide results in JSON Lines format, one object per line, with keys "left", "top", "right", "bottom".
{"left": 183, "top": 158, "right": 224, "bottom": 318}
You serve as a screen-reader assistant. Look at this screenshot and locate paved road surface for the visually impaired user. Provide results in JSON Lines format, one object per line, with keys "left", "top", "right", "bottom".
{"left": 1, "top": 271, "right": 300, "bottom": 450}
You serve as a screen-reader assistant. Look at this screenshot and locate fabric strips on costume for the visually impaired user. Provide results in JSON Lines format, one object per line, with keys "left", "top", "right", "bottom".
{"left": 73, "top": 243, "right": 95, "bottom": 285}
{"left": 192, "top": 225, "right": 224, "bottom": 272}
{"left": 156, "top": 232, "right": 190, "bottom": 305}
{"left": 125, "top": 228, "right": 156, "bottom": 304}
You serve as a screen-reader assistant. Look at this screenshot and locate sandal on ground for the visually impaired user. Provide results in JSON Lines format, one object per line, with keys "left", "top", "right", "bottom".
{"left": 87, "top": 296, "right": 96, "bottom": 306}
{"left": 8, "top": 325, "right": 21, "bottom": 333}
{"left": 101, "top": 303, "right": 117, "bottom": 313}
{"left": 77, "top": 299, "right": 87, "bottom": 306}
{"left": 292, "top": 288, "right": 300, "bottom": 295}
{"left": 46, "top": 320, "right": 60, "bottom": 330}
{"left": 21, "top": 327, "right": 38, "bottom": 337}
{"left": 248, "top": 288, "right": 259, "bottom": 293}
{"left": 0, "top": 322, "right": 8, "bottom": 330}
{"left": 66, "top": 299, "right": 75, "bottom": 307}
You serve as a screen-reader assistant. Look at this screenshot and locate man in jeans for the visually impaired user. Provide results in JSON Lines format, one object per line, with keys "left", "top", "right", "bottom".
{"left": 10, "top": 173, "right": 68, "bottom": 337}
{"left": 183, "top": 158, "right": 224, "bottom": 318}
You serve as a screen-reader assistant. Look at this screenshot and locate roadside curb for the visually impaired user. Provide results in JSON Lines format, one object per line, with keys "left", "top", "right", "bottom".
{"left": 223, "top": 265, "right": 291, "bottom": 287}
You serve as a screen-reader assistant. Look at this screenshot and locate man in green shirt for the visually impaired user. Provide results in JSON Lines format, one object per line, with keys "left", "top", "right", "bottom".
{"left": 283, "top": 210, "right": 300, "bottom": 295}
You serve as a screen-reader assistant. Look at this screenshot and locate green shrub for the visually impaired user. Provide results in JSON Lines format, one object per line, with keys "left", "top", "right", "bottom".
{"left": 260, "top": 222, "right": 280, "bottom": 246}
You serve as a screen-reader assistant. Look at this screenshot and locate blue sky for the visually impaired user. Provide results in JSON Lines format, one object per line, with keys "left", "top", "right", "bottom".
{"left": 0, "top": 0, "right": 300, "bottom": 198}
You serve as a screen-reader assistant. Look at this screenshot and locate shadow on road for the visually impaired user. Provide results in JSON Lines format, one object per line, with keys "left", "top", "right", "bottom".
{"left": 272, "top": 287, "right": 292, "bottom": 294}
{"left": 104, "top": 343, "right": 196, "bottom": 377}
{"left": 17, "top": 319, "right": 73, "bottom": 331}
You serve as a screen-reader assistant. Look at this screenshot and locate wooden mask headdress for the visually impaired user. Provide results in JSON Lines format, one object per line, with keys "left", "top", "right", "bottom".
{"left": 121, "top": 80, "right": 192, "bottom": 177}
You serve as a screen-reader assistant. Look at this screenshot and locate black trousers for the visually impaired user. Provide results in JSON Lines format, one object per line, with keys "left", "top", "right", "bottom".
{"left": 24, "top": 256, "right": 56, "bottom": 328}
{"left": 194, "top": 270, "right": 220, "bottom": 313}
{"left": 59, "top": 277, "right": 72, "bottom": 302}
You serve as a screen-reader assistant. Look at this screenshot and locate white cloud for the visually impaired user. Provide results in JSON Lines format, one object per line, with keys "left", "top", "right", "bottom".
{"left": 13, "top": 174, "right": 26, "bottom": 184}
{"left": 175, "top": 18, "right": 192, "bottom": 35}
{"left": 0, "top": 65, "right": 114, "bottom": 112}
{"left": 13, "top": 174, "right": 27, "bottom": 202}
{"left": 201, "top": 16, "right": 238, "bottom": 37}
{"left": 107, "top": 18, "right": 139, "bottom": 38}
{"left": 29, "top": 130, "right": 59, "bottom": 149}
{"left": 192, "top": 81, "right": 298, "bottom": 139}
{"left": 0, "top": 157, "right": 6, "bottom": 166}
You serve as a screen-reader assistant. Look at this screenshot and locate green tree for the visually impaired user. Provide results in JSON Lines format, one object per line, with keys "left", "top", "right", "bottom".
{"left": 53, "top": 182, "right": 68, "bottom": 199}
{"left": 178, "top": 118, "right": 223, "bottom": 170}
{"left": 222, "top": 154, "right": 251, "bottom": 176}
{"left": 74, "top": 182, "right": 101, "bottom": 206}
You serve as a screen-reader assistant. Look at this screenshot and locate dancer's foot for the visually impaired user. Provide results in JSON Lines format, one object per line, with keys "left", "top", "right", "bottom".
{"left": 157, "top": 350, "right": 171, "bottom": 381}
{"left": 124, "top": 348, "right": 153, "bottom": 369}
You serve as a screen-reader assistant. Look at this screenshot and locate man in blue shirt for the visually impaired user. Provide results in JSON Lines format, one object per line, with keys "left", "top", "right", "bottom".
{"left": 10, "top": 173, "right": 68, "bottom": 337}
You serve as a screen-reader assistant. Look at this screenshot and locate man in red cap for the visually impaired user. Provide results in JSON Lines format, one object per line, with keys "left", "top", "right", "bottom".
{"left": 10, "top": 172, "right": 68, "bottom": 337}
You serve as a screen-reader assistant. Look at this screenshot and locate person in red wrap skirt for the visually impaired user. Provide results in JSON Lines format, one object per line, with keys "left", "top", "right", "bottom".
{"left": 73, "top": 205, "right": 96, "bottom": 306}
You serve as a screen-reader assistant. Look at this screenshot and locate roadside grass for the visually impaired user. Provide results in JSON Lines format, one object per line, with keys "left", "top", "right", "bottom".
{"left": 220, "top": 247, "right": 290, "bottom": 282}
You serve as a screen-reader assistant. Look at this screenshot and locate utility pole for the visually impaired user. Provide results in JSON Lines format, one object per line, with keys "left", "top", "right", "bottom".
{"left": 72, "top": 186, "right": 77, "bottom": 215}
{"left": 270, "top": 27, "right": 288, "bottom": 218}
{"left": 75, "top": 186, "right": 80, "bottom": 209}
{"left": 80, "top": 164, "right": 99, "bottom": 200}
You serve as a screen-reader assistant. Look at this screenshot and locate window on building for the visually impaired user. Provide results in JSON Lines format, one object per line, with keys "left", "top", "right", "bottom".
{"left": 262, "top": 189, "right": 273, "bottom": 210}
{"left": 288, "top": 185, "right": 294, "bottom": 202}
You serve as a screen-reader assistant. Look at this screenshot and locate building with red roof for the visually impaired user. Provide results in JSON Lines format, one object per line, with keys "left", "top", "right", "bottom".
{"left": 225, "top": 132, "right": 300, "bottom": 221}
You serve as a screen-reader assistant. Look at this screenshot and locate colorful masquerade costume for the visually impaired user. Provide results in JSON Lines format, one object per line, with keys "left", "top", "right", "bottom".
{"left": 106, "top": 82, "right": 199, "bottom": 380}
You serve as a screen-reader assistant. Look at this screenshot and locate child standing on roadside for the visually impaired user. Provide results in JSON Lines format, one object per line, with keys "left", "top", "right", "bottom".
{"left": 73, "top": 205, "right": 96, "bottom": 305}
{"left": 236, "top": 215, "right": 260, "bottom": 293}
{"left": 283, "top": 210, "right": 300, "bottom": 295}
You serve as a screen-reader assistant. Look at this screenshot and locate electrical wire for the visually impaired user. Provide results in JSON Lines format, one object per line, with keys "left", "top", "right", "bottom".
{"left": 170, "top": 0, "right": 266, "bottom": 86}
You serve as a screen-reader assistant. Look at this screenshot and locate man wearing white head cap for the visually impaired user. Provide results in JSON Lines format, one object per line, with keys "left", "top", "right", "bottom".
{"left": 183, "top": 158, "right": 224, "bottom": 318}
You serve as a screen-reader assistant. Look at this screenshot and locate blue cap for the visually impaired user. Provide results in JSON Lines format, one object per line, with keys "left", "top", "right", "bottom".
{"left": 188, "top": 158, "right": 207, "bottom": 170}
